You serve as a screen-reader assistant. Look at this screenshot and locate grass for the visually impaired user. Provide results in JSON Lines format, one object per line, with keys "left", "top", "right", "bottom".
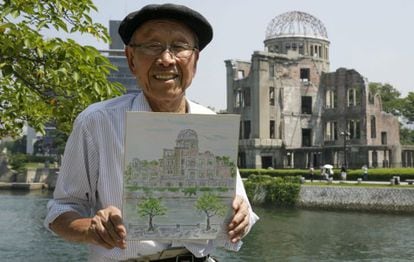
{"left": 23, "top": 162, "right": 45, "bottom": 169}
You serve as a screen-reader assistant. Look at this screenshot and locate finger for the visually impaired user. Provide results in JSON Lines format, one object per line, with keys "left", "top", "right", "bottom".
{"left": 229, "top": 215, "right": 249, "bottom": 242}
{"left": 232, "top": 195, "right": 243, "bottom": 210}
{"left": 94, "top": 219, "right": 117, "bottom": 249}
{"left": 94, "top": 211, "right": 119, "bottom": 249}
{"left": 88, "top": 221, "right": 113, "bottom": 249}
{"left": 110, "top": 213, "right": 126, "bottom": 239}
{"left": 109, "top": 215, "right": 127, "bottom": 249}
{"left": 229, "top": 198, "right": 248, "bottom": 230}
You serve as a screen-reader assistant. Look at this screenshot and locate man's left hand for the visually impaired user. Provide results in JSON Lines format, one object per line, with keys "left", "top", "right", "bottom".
{"left": 228, "top": 195, "right": 250, "bottom": 243}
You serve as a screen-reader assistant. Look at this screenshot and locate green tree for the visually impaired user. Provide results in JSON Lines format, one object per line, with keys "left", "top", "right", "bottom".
{"left": 137, "top": 197, "right": 167, "bottom": 232}
{"left": 0, "top": 0, "right": 124, "bottom": 138}
{"left": 401, "top": 92, "right": 414, "bottom": 123}
{"left": 400, "top": 127, "right": 414, "bottom": 145}
{"left": 369, "top": 82, "right": 402, "bottom": 115}
{"left": 3, "top": 135, "right": 27, "bottom": 154}
{"left": 195, "top": 193, "right": 226, "bottom": 231}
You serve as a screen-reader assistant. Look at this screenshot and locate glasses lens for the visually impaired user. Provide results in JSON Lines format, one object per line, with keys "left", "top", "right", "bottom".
{"left": 132, "top": 43, "right": 194, "bottom": 58}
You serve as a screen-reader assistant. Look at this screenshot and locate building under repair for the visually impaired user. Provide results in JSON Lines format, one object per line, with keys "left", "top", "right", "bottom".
{"left": 225, "top": 11, "right": 414, "bottom": 169}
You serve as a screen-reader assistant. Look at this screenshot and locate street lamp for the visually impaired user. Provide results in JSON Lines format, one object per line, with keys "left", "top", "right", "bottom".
{"left": 340, "top": 131, "right": 351, "bottom": 168}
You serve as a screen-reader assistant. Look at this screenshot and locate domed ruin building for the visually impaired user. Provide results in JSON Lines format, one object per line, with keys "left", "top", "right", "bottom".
{"left": 225, "top": 11, "right": 412, "bottom": 169}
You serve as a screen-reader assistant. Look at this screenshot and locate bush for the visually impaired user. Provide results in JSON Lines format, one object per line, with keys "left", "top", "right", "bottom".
{"left": 240, "top": 168, "right": 414, "bottom": 182}
{"left": 244, "top": 175, "right": 301, "bottom": 207}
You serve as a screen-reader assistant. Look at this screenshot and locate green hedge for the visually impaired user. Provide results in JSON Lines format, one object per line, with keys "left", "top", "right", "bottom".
{"left": 240, "top": 168, "right": 414, "bottom": 182}
{"left": 244, "top": 175, "right": 301, "bottom": 207}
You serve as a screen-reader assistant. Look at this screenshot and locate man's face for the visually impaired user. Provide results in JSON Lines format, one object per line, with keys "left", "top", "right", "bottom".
{"left": 125, "top": 19, "right": 199, "bottom": 108}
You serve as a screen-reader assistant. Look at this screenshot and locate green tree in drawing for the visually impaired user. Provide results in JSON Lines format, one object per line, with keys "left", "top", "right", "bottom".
{"left": 195, "top": 193, "right": 226, "bottom": 231}
{"left": 137, "top": 197, "right": 167, "bottom": 231}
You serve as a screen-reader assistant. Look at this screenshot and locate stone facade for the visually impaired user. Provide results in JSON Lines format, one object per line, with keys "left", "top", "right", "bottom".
{"left": 226, "top": 11, "right": 405, "bottom": 169}
{"left": 298, "top": 185, "right": 414, "bottom": 213}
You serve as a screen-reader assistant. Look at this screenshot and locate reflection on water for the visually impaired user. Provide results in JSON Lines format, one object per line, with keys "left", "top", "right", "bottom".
{"left": 214, "top": 207, "right": 414, "bottom": 261}
{"left": 1, "top": 191, "right": 414, "bottom": 261}
{"left": 0, "top": 190, "right": 88, "bottom": 262}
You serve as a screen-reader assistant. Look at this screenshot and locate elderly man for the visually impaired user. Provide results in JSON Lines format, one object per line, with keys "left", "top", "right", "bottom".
{"left": 45, "top": 4, "right": 258, "bottom": 262}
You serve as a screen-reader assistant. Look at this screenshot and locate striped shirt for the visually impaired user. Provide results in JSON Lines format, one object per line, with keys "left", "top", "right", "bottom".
{"left": 45, "top": 93, "right": 258, "bottom": 261}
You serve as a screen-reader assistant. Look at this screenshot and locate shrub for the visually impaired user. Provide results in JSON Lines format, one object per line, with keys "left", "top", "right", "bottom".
{"left": 245, "top": 175, "right": 301, "bottom": 207}
{"left": 240, "top": 168, "right": 414, "bottom": 182}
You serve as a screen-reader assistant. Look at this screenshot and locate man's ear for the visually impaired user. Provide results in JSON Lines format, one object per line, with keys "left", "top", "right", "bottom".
{"left": 192, "top": 50, "right": 200, "bottom": 78}
{"left": 125, "top": 46, "right": 136, "bottom": 74}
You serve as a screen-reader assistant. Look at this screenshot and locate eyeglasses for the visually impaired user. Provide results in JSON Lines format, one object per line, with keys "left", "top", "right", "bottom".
{"left": 129, "top": 42, "right": 197, "bottom": 59}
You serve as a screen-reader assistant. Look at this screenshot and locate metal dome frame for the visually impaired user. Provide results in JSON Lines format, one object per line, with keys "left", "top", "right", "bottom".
{"left": 265, "top": 11, "right": 328, "bottom": 40}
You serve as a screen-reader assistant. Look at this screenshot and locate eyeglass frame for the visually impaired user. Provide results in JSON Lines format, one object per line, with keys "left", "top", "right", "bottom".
{"left": 128, "top": 42, "right": 198, "bottom": 59}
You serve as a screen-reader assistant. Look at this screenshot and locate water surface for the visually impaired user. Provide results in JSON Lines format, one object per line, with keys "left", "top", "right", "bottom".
{"left": 1, "top": 191, "right": 413, "bottom": 261}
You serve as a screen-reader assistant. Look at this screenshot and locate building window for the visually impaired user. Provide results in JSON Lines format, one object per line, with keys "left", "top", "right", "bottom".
{"left": 292, "top": 43, "right": 297, "bottom": 51}
{"left": 269, "top": 63, "right": 274, "bottom": 78}
{"left": 279, "top": 88, "right": 283, "bottom": 108}
{"left": 239, "top": 121, "right": 242, "bottom": 139}
{"left": 302, "top": 129, "right": 311, "bottom": 147}
{"left": 347, "top": 120, "right": 361, "bottom": 139}
{"left": 370, "top": 116, "right": 376, "bottom": 138}
{"left": 269, "top": 87, "right": 275, "bottom": 106}
{"left": 347, "top": 88, "right": 361, "bottom": 107}
{"left": 300, "top": 68, "right": 310, "bottom": 82}
{"left": 238, "top": 152, "right": 246, "bottom": 168}
{"left": 243, "top": 121, "right": 251, "bottom": 139}
{"left": 234, "top": 89, "right": 242, "bottom": 108}
{"left": 279, "top": 120, "right": 283, "bottom": 139}
{"left": 381, "top": 132, "right": 387, "bottom": 145}
{"left": 325, "top": 121, "right": 338, "bottom": 141}
{"left": 325, "top": 90, "right": 336, "bottom": 108}
{"left": 301, "top": 96, "right": 312, "bottom": 114}
{"left": 285, "top": 43, "right": 291, "bottom": 51}
{"left": 237, "top": 70, "right": 245, "bottom": 79}
{"left": 270, "top": 120, "right": 275, "bottom": 139}
{"left": 298, "top": 43, "right": 304, "bottom": 54}
{"left": 372, "top": 151, "right": 378, "bottom": 167}
{"left": 244, "top": 88, "right": 251, "bottom": 107}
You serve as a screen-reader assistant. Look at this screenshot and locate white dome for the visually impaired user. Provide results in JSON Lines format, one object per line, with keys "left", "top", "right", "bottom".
{"left": 265, "top": 11, "right": 328, "bottom": 40}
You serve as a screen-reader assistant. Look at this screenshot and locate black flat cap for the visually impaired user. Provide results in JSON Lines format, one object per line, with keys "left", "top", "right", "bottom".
{"left": 118, "top": 3, "right": 213, "bottom": 51}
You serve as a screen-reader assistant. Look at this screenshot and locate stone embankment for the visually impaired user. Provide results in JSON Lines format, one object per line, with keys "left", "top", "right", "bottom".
{"left": 298, "top": 185, "right": 414, "bottom": 213}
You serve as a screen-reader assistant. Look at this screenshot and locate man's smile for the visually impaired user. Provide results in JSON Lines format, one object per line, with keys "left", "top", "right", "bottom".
{"left": 153, "top": 73, "right": 178, "bottom": 80}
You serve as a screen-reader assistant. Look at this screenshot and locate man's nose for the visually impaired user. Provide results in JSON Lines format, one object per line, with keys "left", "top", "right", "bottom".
{"left": 156, "top": 49, "right": 176, "bottom": 66}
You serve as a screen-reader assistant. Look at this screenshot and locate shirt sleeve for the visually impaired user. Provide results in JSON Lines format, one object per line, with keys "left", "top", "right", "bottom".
{"left": 44, "top": 115, "right": 99, "bottom": 232}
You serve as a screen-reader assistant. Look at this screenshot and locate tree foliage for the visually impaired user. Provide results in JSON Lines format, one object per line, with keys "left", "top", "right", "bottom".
{"left": 401, "top": 92, "right": 414, "bottom": 123}
{"left": 137, "top": 197, "right": 167, "bottom": 231}
{"left": 195, "top": 193, "right": 226, "bottom": 230}
{"left": 0, "top": 0, "right": 124, "bottom": 138}
{"left": 369, "top": 82, "right": 402, "bottom": 115}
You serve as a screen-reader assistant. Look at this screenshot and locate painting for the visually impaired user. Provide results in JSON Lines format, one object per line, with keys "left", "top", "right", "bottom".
{"left": 123, "top": 112, "right": 240, "bottom": 241}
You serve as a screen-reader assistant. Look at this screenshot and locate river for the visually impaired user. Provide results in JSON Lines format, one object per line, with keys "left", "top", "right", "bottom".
{"left": 1, "top": 190, "right": 413, "bottom": 261}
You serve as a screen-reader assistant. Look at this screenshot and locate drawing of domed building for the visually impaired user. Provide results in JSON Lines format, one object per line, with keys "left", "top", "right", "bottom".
{"left": 127, "top": 129, "right": 235, "bottom": 188}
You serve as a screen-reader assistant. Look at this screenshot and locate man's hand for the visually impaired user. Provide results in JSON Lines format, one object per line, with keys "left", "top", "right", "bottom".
{"left": 87, "top": 205, "right": 127, "bottom": 249}
{"left": 50, "top": 205, "right": 127, "bottom": 250}
{"left": 228, "top": 195, "right": 250, "bottom": 243}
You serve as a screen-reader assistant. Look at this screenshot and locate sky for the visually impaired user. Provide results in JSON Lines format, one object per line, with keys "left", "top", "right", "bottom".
{"left": 61, "top": 0, "right": 414, "bottom": 111}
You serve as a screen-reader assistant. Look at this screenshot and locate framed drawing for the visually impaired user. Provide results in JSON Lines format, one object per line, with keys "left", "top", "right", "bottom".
{"left": 123, "top": 112, "right": 240, "bottom": 241}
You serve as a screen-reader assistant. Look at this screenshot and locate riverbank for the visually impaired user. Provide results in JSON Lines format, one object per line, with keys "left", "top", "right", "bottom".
{"left": 298, "top": 185, "right": 414, "bottom": 213}
{"left": 0, "top": 182, "right": 47, "bottom": 190}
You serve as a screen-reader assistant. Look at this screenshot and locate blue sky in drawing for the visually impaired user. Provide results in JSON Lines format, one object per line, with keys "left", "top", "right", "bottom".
{"left": 124, "top": 112, "right": 240, "bottom": 163}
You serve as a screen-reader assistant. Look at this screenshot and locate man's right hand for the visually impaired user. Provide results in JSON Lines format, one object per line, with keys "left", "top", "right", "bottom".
{"left": 87, "top": 205, "right": 127, "bottom": 249}
{"left": 50, "top": 205, "right": 127, "bottom": 250}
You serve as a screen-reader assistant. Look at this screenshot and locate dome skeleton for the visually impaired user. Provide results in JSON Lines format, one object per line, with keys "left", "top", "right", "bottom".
{"left": 265, "top": 11, "right": 328, "bottom": 40}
